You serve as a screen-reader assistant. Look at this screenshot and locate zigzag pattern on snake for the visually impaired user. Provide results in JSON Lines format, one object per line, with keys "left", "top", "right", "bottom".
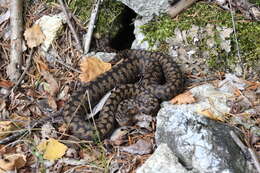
{"left": 63, "top": 49, "right": 184, "bottom": 140}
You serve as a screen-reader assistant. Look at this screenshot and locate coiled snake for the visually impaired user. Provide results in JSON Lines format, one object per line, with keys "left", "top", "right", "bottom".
{"left": 63, "top": 49, "right": 184, "bottom": 140}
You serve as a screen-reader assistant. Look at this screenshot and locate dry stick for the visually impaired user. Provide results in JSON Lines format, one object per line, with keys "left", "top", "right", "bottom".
{"left": 248, "top": 148, "right": 260, "bottom": 172}
{"left": 168, "top": 0, "right": 198, "bottom": 18}
{"left": 58, "top": 0, "right": 83, "bottom": 52}
{"left": 228, "top": 0, "right": 244, "bottom": 76}
{"left": 44, "top": 51, "right": 82, "bottom": 73}
{"left": 84, "top": 0, "right": 102, "bottom": 53}
{"left": 4, "top": 49, "right": 34, "bottom": 99}
{"left": 230, "top": 131, "right": 260, "bottom": 172}
{"left": 6, "top": 0, "right": 24, "bottom": 82}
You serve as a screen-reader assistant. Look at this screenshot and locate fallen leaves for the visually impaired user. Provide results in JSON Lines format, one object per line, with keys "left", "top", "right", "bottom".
{"left": 24, "top": 24, "right": 45, "bottom": 48}
{"left": 79, "top": 57, "right": 111, "bottom": 82}
{"left": 0, "top": 121, "right": 14, "bottom": 139}
{"left": 170, "top": 91, "right": 196, "bottom": 104}
{"left": 0, "top": 114, "right": 30, "bottom": 139}
{"left": 35, "top": 57, "right": 59, "bottom": 110}
{"left": 0, "top": 154, "right": 26, "bottom": 171}
{"left": 37, "top": 138, "right": 68, "bottom": 160}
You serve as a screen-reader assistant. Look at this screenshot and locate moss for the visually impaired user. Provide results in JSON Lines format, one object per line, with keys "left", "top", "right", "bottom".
{"left": 140, "top": 2, "right": 260, "bottom": 71}
{"left": 67, "top": 0, "right": 124, "bottom": 37}
{"left": 68, "top": 0, "right": 94, "bottom": 22}
{"left": 249, "top": 0, "right": 260, "bottom": 6}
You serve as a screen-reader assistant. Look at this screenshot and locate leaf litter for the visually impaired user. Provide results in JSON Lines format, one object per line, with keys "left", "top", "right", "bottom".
{"left": 0, "top": 1, "right": 259, "bottom": 172}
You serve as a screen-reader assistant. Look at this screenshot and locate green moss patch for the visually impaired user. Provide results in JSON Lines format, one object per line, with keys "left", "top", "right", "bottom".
{"left": 140, "top": 2, "right": 260, "bottom": 71}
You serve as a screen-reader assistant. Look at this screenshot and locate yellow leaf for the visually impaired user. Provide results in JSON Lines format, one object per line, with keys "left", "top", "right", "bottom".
{"left": 79, "top": 57, "right": 111, "bottom": 82}
{"left": 0, "top": 154, "right": 26, "bottom": 171}
{"left": 171, "top": 91, "right": 196, "bottom": 104}
{"left": 0, "top": 121, "right": 14, "bottom": 139}
{"left": 24, "top": 24, "right": 46, "bottom": 48}
{"left": 37, "top": 138, "right": 68, "bottom": 160}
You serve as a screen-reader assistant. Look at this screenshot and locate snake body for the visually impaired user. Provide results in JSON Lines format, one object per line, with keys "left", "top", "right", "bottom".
{"left": 63, "top": 49, "right": 184, "bottom": 140}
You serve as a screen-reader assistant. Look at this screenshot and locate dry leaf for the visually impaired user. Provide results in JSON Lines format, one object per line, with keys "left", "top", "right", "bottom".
{"left": 79, "top": 57, "right": 111, "bottom": 82}
{"left": 120, "top": 139, "right": 153, "bottom": 155}
{"left": 24, "top": 24, "right": 45, "bottom": 48}
{"left": 35, "top": 58, "right": 59, "bottom": 106}
{"left": 170, "top": 91, "right": 196, "bottom": 104}
{"left": 37, "top": 138, "right": 68, "bottom": 160}
{"left": 48, "top": 96, "right": 57, "bottom": 111}
{"left": 0, "top": 154, "right": 26, "bottom": 171}
{"left": 197, "top": 109, "right": 224, "bottom": 122}
{"left": 9, "top": 114, "right": 30, "bottom": 127}
{"left": 0, "top": 79, "right": 14, "bottom": 89}
{"left": 0, "top": 121, "right": 14, "bottom": 139}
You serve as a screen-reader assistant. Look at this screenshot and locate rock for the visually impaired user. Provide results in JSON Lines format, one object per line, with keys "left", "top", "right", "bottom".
{"left": 137, "top": 143, "right": 194, "bottom": 173}
{"left": 117, "top": 0, "right": 169, "bottom": 17}
{"left": 154, "top": 83, "right": 256, "bottom": 172}
{"left": 131, "top": 17, "right": 154, "bottom": 50}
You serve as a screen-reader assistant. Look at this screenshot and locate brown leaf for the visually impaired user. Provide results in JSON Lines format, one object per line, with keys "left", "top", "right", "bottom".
{"left": 170, "top": 91, "right": 196, "bottom": 104}
{"left": 24, "top": 24, "right": 45, "bottom": 48}
{"left": 0, "top": 79, "right": 14, "bottom": 89}
{"left": 0, "top": 154, "right": 26, "bottom": 171}
{"left": 79, "top": 57, "right": 111, "bottom": 82}
{"left": 0, "top": 121, "right": 15, "bottom": 139}
{"left": 35, "top": 58, "right": 59, "bottom": 97}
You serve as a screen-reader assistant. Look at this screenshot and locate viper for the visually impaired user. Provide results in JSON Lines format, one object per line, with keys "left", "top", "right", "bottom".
{"left": 63, "top": 49, "right": 184, "bottom": 140}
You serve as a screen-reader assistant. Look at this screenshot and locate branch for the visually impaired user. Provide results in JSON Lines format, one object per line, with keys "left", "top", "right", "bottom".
{"left": 6, "top": 0, "right": 24, "bottom": 82}
{"left": 58, "top": 0, "right": 83, "bottom": 52}
{"left": 83, "top": 0, "right": 102, "bottom": 53}
{"left": 230, "top": 131, "right": 260, "bottom": 172}
{"left": 168, "top": 0, "right": 198, "bottom": 18}
{"left": 4, "top": 49, "right": 34, "bottom": 99}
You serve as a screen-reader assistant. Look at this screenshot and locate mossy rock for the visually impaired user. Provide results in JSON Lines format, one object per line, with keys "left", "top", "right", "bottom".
{"left": 140, "top": 2, "right": 260, "bottom": 73}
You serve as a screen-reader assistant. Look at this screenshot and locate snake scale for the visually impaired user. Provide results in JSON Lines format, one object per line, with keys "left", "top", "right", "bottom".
{"left": 63, "top": 49, "right": 184, "bottom": 140}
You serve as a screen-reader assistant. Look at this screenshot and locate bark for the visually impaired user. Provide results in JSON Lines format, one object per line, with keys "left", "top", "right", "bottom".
{"left": 6, "top": 0, "right": 23, "bottom": 82}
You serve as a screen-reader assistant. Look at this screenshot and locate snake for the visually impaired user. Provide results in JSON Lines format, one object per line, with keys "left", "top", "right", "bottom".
{"left": 63, "top": 49, "right": 184, "bottom": 140}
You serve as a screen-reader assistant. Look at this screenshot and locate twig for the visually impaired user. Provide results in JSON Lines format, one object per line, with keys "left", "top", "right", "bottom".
{"left": 168, "top": 0, "right": 198, "bottom": 18}
{"left": 6, "top": 0, "right": 24, "bottom": 82}
{"left": 248, "top": 148, "right": 260, "bottom": 172}
{"left": 228, "top": 0, "right": 244, "bottom": 75}
{"left": 44, "top": 51, "right": 82, "bottom": 73}
{"left": 230, "top": 131, "right": 260, "bottom": 172}
{"left": 0, "top": 111, "right": 62, "bottom": 144}
{"left": 58, "top": 0, "right": 83, "bottom": 52}
{"left": 230, "top": 131, "right": 249, "bottom": 155}
{"left": 83, "top": 0, "right": 102, "bottom": 53}
{"left": 4, "top": 49, "right": 34, "bottom": 99}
